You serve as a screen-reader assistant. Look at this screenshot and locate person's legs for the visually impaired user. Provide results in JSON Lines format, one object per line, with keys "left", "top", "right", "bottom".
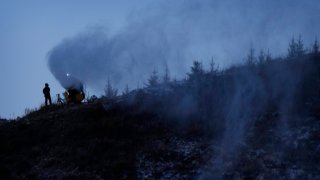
{"left": 45, "top": 97, "right": 48, "bottom": 106}
{"left": 49, "top": 96, "right": 52, "bottom": 105}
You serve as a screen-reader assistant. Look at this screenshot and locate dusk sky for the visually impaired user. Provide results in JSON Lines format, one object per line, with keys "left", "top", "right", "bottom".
{"left": 1, "top": 0, "right": 320, "bottom": 119}
{"left": 0, "top": 0, "right": 137, "bottom": 118}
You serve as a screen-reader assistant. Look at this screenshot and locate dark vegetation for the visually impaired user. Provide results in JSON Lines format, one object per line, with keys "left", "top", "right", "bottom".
{"left": 1, "top": 37, "right": 320, "bottom": 179}
{"left": 0, "top": 102, "right": 213, "bottom": 179}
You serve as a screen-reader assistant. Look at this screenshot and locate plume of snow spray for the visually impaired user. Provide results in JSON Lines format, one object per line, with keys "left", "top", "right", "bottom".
{"left": 47, "top": 0, "right": 319, "bottom": 94}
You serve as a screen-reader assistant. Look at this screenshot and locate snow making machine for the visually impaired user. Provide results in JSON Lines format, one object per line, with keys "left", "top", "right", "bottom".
{"left": 62, "top": 73, "right": 85, "bottom": 104}
{"left": 63, "top": 88, "right": 85, "bottom": 104}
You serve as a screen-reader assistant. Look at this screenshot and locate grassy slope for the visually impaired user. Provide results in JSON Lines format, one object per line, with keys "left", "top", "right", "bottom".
{"left": 2, "top": 53, "right": 320, "bottom": 179}
{"left": 0, "top": 102, "right": 212, "bottom": 179}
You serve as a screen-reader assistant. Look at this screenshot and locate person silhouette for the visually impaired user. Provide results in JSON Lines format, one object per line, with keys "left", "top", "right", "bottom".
{"left": 43, "top": 83, "right": 52, "bottom": 106}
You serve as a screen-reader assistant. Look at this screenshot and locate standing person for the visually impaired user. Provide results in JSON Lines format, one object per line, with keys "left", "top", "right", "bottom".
{"left": 43, "top": 83, "right": 52, "bottom": 106}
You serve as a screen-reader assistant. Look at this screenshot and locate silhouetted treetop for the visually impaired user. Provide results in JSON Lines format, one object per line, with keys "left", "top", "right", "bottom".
{"left": 147, "top": 69, "right": 159, "bottom": 87}
{"left": 188, "top": 61, "right": 204, "bottom": 82}
{"left": 288, "top": 36, "right": 306, "bottom": 58}
{"left": 104, "top": 79, "right": 118, "bottom": 98}
{"left": 163, "top": 64, "right": 170, "bottom": 84}
{"left": 312, "top": 38, "right": 319, "bottom": 55}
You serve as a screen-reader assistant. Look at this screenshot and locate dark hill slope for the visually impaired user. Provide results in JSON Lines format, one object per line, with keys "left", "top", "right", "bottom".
{"left": 2, "top": 53, "right": 320, "bottom": 179}
{"left": 0, "top": 102, "right": 212, "bottom": 179}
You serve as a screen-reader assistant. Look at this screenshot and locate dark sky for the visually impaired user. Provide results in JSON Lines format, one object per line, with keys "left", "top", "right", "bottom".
{"left": 1, "top": 0, "right": 320, "bottom": 118}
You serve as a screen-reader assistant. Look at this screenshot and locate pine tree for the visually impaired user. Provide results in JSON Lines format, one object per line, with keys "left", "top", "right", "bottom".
{"left": 246, "top": 44, "right": 256, "bottom": 65}
{"left": 288, "top": 36, "right": 305, "bottom": 58}
{"left": 188, "top": 61, "right": 204, "bottom": 81}
{"left": 163, "top": 64, "right": 170, "bottom": 84}
{"left": 266, "top": 49, "right": 272, "bottom": 62}
{"left": 123, "top": 84, "right": 130, "bottom": 95}
{"left": 296, "top": 35, "right": 305, "bottom": 57}
{"left": 312, "top": 38, "right": 319, "bottom": 55}
{"left": 258, "top": 50, "right": 265, "bottom": 64}
{"left": 288, "top": 37, "right": 297, "bottom": 58}
{"left": 104, "top": 79, "right": 118, "bottom": 98}
{"left": 210, "top": 57, "right": 218, "bottom": 74}
{"left": 147, "top": 69, "right": 159, "bottom": 87}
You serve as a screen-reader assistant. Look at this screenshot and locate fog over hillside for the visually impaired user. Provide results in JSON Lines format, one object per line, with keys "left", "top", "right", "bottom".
{"left": 48, "top": 0, "right": 320, "bottom": 93}
{"left": 1, "top": 0, "right": 319, "bottom": 179}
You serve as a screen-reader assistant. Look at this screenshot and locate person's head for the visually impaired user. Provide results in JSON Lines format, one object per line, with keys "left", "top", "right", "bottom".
{"left": 45, "top": 83, "right": 49, "bottom": 87}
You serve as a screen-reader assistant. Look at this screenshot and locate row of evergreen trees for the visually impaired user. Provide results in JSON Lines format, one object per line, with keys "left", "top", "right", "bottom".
{"left": 104, "top": 36, "right": 320, "bottom": 98}
{"left": 287, "top": 36, "right": 319, "bottom": 58}
{"left": 246, "top": 36, "right": 319, "bottom": 65}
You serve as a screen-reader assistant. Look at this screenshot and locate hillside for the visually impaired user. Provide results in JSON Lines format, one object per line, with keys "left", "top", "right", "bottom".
{"left": 0, "top": 101, "right": 213, "bottom": 179}
{"left": 1, "top": 51, "right": 320, "bottom": 179}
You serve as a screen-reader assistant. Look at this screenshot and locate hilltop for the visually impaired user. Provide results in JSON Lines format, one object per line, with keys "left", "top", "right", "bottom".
{"left": 1, "top": 44, "right": 320, "bottom": 179}
{"left": 0, "top": 100, "right": 213, "bottom": 179}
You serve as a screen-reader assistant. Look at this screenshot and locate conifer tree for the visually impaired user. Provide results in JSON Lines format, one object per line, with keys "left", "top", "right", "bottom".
{"left": 288, "top": 37, "right": 296, "bottom": 58}
{"left": 258, "top": 50, "right": 265, "bottom": 64}
{"left": 188, "top": 61, "right": 204, "bottom": 81}
{"left": 296, "top": 35, "right": 305, "bottom": 57}
{"left": 123, "top": 84, "right": 130, "bottom": 95}
{"left": 266, "top": 49, "right": 272, "bottom": 62}
{"left": 163, "top": 64, "right": 170, "bottom": 84}
{"left": 210, "top": 57, "right": 218, "bottom": 75}
{"left": 288, "top": 36, "right": 305, "bottom": 58}
{"left": 246, "top": 45, "right": 256, "bottom": 65}
{"left": 312, "top": 38, "right": 319, "bottom": 55}
{"left": 147, "top": 69, "right": 159, "bottom": 87}
{"left": 104, "top": 79, "right": 118, "bottom": 98}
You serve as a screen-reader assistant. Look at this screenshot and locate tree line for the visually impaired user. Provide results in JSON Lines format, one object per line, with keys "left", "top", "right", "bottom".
{"left": 104, "top": 36, "right": 320, "bottom": 98}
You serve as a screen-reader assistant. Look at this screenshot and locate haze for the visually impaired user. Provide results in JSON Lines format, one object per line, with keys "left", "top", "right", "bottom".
{"left": 1, "top": 0, "right": 319, "bottom": 118}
